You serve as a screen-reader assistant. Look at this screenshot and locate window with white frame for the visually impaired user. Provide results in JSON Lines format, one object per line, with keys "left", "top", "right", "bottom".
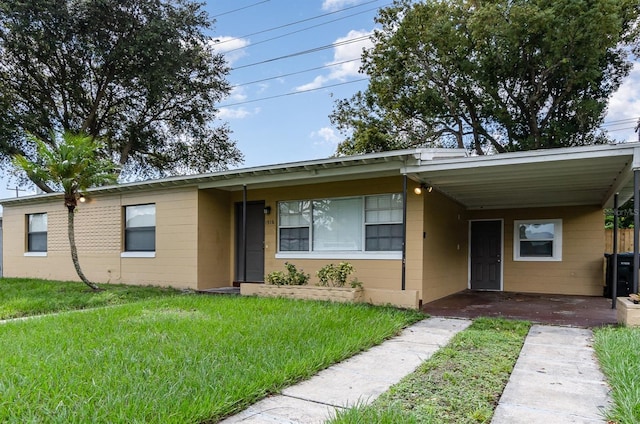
{"left": 278, "top": 194, "right": 403, "bottom": 254}
{"left": 278, "top": 200, "right": 311, "bottom": 251}
{"left": 365, "top": 194, "right": 403, "bottom": 251}
{"left": 27, "top": 213, "right": 47, "bottom": 252}
{"left": 124, "top": 204, "right": 156, "bottom": 252}
{"left": 514, "top": 219, "right": 562, "bottom": 261}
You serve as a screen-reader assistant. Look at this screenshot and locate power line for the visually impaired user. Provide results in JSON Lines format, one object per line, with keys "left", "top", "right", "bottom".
{"left": 232, "top": 58, "right": 361, "bottom": 87}
{"left": 212, "top": 1, "right": 271, "bottom": 18}
{"left": 223, "top": 6, "right": 383, "bottom": 54}
{"left": 601, "top": 117, "right": 640, "bottom": 127}
{"left": 232, "top": 35, "right": 371, "bottom": 70}
{"left": 604, "top": 126, "right": 638, "bottom": 132}
{"left": 215, "top": 0, "right": 382, "bottom": 45}
{"left": 220, "top": 78, "right": 369, "bottom": 108}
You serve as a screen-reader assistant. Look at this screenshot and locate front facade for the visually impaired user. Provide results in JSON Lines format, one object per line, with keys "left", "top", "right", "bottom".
{"left": 2, "top": 144, "right": 637, "bottom": 305}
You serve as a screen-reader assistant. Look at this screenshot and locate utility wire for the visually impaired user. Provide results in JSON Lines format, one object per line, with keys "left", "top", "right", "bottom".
{"left": 232, "top": 35, "right": 371, "bottom": 70}
{"left": 601, "top": 117, "right": 640, "bottom": 127}
{"left": 212, "top": 1, "right": 271, "bottom": 18}
{"left": 220, "top": 78, "right": 368, "bottom": 108}
{"left": 604, "top": 126, "right": 638, "bottom": 132}
{"left": 223, "top": 6, "right": 382, "bottom": 54}
{"left": 232, "top": 58, "right": 361, "bottom": 87}
{"left": 215, "top": 0, "right": 382, "bottom": 45}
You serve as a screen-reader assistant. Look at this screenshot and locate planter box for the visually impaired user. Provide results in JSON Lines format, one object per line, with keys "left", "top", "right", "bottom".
{"left": 241, "top": 284, "right": 364, "bottom": 303}
{"left": 616, "top": 297, "right": 640, "bottom": 327}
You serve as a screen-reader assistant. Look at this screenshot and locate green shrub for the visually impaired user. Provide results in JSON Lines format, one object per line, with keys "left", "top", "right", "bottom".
{"left": 317, "top": 262, "right": 360, "bottom": 288}
{"left": 265, "top": 271, "right": 286, "bottom": 286}
{"left": 265, "top": 262, "right": 310, "bottom": 286}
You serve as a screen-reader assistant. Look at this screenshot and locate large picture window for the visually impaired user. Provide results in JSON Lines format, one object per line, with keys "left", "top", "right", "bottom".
{"left": 27, "top": 213, "right": 47, "bottom": 253}
{"left": 124, "top": 204, "right": 156, "bottom": 252}
{"left": 278, "top": 194, "right": 403, "bottom": 256}
{"left": 514, "top": 219, "right": 562, "bottom": 261}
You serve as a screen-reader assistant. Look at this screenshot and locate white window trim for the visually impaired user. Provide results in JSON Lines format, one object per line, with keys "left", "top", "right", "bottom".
{"left": 121, "top": 251, "right": 156, "bottom": 258}
{"left": 513, "top": 219, "right": 562, "bottom": 262}
{"left": 276, "top": 251, "right": 401, "bottom": 260}
{"left": 124, "top": 203, "right": 156, "bottom": 253}
{"left": 277, "top": 193, "right": 403, "bottom": 255}
{"left": 24, "top": 252, "right": 47, "bottom": 257}
{"left": 26, "top": 212, "right": 47, "bottom": 254}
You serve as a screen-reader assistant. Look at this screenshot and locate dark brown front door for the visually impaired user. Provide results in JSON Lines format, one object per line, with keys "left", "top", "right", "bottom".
{"left": 470, "top": 220, "right": 502, "bottom": 290}
{"left": 235, "top": 201, "right": 265, "bottom": 282}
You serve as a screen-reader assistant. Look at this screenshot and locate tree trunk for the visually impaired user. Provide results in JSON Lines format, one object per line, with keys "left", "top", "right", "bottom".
{"left": 67, "top": 207, "right": 100, "bottom": 291}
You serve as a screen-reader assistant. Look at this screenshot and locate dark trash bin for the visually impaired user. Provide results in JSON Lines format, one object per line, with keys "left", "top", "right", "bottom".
{"left": 604, "top": 253, "right": 634, "bottom": 298}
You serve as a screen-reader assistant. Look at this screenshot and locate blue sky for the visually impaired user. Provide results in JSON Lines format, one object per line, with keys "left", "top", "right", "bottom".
{"left": 1, "top": 0, "right": 639, "bottom": 201}
{"left": 208, "top": 0, "right": 380, "bottom": 168}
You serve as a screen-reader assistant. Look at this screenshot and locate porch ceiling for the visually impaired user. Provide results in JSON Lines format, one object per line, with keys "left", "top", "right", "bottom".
{"left": 404, "top": 144, "right": 639, "bottom": 210}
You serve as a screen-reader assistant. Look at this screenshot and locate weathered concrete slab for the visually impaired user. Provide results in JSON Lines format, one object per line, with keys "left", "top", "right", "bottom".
{"left": 220, "top": 395, "right": 338, "bottom": 424}
{"left": 491, "top": 403, "right": 608, "bottom": 424}
{"left": 491, "top": 325, "right": 611, "bottom": 424}
{"left": 221, "top": 317, "right": 471, "bottom": 424}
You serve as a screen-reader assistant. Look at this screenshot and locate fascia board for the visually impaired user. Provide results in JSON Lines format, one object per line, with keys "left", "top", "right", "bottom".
{"left": 403, "top": 144, "right": 638, "bottom": 174}
{"left": 197, "top": 161, "right": 406, "bottom": 190}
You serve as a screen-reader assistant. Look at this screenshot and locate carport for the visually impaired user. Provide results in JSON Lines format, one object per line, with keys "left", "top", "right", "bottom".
{"left": 402, "top": 143, "right": 640, "bottom": 306}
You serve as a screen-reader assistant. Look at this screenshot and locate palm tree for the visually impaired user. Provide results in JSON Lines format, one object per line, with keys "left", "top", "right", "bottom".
{"left": 13, "top": 131, "right": 118, "bottom": 290}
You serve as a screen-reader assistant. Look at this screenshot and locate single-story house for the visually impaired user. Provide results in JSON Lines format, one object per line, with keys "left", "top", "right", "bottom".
{"left": 2, "top": 144, "right": 638, "bottom": 307}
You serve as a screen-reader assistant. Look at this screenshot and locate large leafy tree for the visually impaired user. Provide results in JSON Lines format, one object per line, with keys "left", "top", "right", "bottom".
{"left": 0, "top": 0, "right": 242, "bottom": 192}
{"left": 332, "top": 0, "right": 640, "bottom": 155}
{"left": 14, "top": 132, "right": 118, "bottom": 290}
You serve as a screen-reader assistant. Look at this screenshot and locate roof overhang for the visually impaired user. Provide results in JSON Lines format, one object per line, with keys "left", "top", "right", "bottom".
{"left": 2, "top": 143, "right": 639, "bottom": 211}
{"left": 403, "top": 143, "right": 640, "bottom": 210}
{"left": 1, "top": 148, "right": 465, "bottom": 206}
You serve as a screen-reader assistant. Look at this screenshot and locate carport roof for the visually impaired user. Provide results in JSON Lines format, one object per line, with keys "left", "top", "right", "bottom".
{"left": 403, "top": 143, "right": 640, "bottom": 210}
{"left": 2, "top": 143, "right": 639, "bottom": 210}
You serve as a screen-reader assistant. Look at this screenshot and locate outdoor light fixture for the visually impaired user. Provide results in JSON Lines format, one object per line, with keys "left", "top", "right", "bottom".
{"left": 263, "top": 205, "right": 272, "bottom": 215}
{"left": 413, "top": 184, "right": 433, "bottom": 195}
{"left": 78, "top": 194, "right": 87, "bottom": 203}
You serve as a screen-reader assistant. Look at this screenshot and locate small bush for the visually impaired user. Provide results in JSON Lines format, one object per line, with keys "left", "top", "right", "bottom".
{"left": 317, "top": 262, "right": 360, "bottom": 288}
{"left": 265, "top": 262, "right": 310, "bottom": 286}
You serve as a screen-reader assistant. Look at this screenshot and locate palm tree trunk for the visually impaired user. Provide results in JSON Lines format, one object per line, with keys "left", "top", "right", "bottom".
{"left": 68, "top": 208, "right": 100, "bottom": 291}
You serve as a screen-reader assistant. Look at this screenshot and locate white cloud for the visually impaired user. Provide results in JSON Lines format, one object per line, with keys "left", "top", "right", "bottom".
{"left": 210, "top": 36, "right": 250, "bottom": 66}
{"left": 311, "top": 127, "right": 341, "bottom": 146}
{"left": 322, "top": 0, "right": 364, "bottom": 12}
{"left": 227, "top": 86, "right": 247, "bottom": 102}
{"left": 217, "top": 108, "right": 251, "bottom": 120}
{"left": 295, "top": 29, "right": 373, "bottom": 92}
{"left": 605, "top": 63, "right": 640, "bottom": 142}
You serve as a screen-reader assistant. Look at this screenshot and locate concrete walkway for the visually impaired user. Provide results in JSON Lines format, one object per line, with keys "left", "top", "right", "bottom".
{"left": 220, "top": 317, "right": 471, "bottom": 424}
{"left": 492, "top": 325, "right": 611, "bottom": 424}
{"left": 221, "top": 320, "right": 612, "bottom": 424}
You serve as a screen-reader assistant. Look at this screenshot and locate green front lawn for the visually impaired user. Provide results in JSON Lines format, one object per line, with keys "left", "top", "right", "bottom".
{"left": 0, "top": 277, "right": 181, "bottom": 319}
{"left": 0, "top": 294, "right": 424, "bottom": 423}
{"left": 594, "top": 326, "right": 640, "bottom": 423}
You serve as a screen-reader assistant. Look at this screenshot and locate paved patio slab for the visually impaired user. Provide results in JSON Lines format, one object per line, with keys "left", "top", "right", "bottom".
{"left": 422, "top": 291, "right": 616, "bottom": 327}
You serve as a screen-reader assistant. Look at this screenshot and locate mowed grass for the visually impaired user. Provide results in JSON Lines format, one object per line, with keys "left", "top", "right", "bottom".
{"left": 0, "top": 295, "right": 424, "bottom": 423}
{"left": 0, "top": 277, "right": 181, "bottom": 319}
{"left": 594, "top": 326, "right": 640, "bottom": 423}
{"left": 329, "top": 318, "right": 531, "bottom": 424}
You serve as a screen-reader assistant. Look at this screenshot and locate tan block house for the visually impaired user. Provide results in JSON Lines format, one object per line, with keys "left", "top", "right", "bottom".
{"left": 2, "top": 144, "right": 638, "bottom": 306}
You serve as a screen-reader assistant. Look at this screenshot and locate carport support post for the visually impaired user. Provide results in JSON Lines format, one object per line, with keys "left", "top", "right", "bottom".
{"left": 242, "top": 184, "right": 247, "bottom": 283}
{"left": 401, "top": 174, "right": 407, "bottom": 291}
{"left": 635, "top": 171, "right": 640, "bottom": 295}
{"left": 612, "top": 193, "right": 618, "bottom": 309}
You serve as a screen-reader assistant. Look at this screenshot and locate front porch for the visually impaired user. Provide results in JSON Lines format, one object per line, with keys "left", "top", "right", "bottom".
{"left": 422, "top": 290, "right": 616, "bottom": 328}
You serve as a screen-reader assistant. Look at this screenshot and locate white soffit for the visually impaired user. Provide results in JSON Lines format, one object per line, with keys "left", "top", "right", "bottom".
{"left": 404, "top": 144, "right": 638, "bottom": 209}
